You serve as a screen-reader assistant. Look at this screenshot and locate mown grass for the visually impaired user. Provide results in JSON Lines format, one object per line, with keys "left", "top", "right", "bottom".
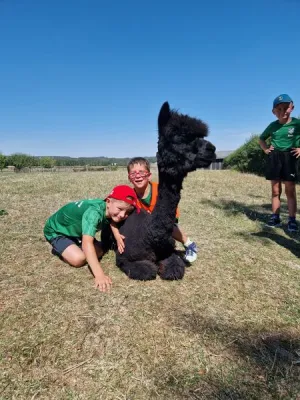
{"left": 1, "top": 170, "right": 300, "bottom": 400}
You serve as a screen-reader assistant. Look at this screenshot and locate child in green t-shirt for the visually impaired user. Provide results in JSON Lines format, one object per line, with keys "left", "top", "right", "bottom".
{"left": 259, "top": 94, "right": 300, "bottom": 231}
{"left": 44, "top": 185, "right": 139, "bottom": 292}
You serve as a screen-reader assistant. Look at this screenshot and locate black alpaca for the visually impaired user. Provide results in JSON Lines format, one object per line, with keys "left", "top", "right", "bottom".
{"left": 101, "top": 102, "right": 216, "bottom": 280}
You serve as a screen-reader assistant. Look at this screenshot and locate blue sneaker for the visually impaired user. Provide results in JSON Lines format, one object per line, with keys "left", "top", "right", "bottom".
{"left": 184, "top": 242, "right": 198, "bottom": 263}
{"left": 266, "top": 215, "right": 281, "bottom": 228}
{"left": 288, "top": 219, "right": 298, "bottom": 232}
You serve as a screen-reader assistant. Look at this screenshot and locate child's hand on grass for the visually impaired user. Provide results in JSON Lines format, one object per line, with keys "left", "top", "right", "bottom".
{"left": 116, "top": 234, "right": 125, "bottom": 254}
{"left": 94, "top": 274, "right": 112, "bottom": 293}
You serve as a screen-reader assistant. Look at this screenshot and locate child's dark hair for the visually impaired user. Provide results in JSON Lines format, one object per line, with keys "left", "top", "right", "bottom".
{"left": 127, "top": 157, "right": 151, "bottom": 173}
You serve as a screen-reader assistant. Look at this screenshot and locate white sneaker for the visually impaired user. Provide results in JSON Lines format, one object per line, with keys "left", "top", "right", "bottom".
{"left": 184, "top": 242, "right": 198, "bottom": 263}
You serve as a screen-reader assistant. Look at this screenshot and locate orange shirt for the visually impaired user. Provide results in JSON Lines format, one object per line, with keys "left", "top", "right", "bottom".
{"left": 136, "top": 181, "right": 180, "bottom": 218}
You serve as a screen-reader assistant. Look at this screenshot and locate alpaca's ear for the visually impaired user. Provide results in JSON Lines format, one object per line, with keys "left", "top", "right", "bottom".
{"left": 158, "top": 102, "right": 171, "bottom": 129}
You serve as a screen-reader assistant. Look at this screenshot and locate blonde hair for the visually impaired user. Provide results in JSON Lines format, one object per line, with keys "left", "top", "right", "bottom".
{"left": 127, "top": 157, "right": 150, "bottom": 173}
{"left": 109, "top": 198, "right": 134, "bottom": 211}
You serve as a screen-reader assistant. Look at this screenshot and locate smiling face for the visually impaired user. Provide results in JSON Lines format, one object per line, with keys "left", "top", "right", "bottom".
{"left": 106, "top": 198, "right": 134, "bottom": 223}
{"left": 128, "top": 163, "right": 152, "bottom": 191}
{"left": 273, "top": 102, "right": 294, "bottom": 124}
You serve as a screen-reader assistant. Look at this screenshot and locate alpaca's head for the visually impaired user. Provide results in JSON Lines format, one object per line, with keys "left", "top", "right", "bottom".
{"left": 157, "top": 102, "right": 216, "bottom": 177}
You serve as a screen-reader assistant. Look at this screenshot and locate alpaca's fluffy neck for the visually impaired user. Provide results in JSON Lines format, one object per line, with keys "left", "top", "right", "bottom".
{"left": 147, "top": 171, "right": 184, "bottom": 244}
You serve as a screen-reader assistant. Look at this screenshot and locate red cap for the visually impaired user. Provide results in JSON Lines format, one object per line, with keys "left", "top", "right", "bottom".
{"left": 106, "top": 185, "right": 140, "bottom": 213}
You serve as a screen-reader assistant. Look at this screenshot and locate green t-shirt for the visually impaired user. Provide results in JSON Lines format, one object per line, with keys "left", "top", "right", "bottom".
{"left": 259, "top": 117, "right": 300, "bottom": 151}
{"left": 140, "top": 184, "right": 152, "bottom": 207}
{"left": 44, "top": 199, "right": 109, "bottom": 241}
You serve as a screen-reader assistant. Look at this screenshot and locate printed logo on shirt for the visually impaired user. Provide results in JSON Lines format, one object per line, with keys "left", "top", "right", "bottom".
{"left": 288, "top": 127, "right": 295, "bottom": 137}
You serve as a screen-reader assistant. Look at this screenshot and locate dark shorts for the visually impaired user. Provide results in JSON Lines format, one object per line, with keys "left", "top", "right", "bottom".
{"left": 48, "top": 236, "right": 82, "bottom": 257}
{"left": 265, "top": 150, "right": 297, "bottom": 182}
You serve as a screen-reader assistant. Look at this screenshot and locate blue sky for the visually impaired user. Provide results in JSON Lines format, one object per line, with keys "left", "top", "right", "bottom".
{"left": 1, "top": 0, "right": 300, "bottom": 157}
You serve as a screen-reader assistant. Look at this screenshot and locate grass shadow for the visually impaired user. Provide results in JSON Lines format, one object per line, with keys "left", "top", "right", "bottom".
{"left": 170, "top": 314, "right": 300, "bottom": 399}
{"left": 201, "top": 198, "right": 270, "bottom": 224}
{"left": 249, "top": 231, "right": 300, "bottom": 259}
{"left": 202, "top": 198, "right": 300, "bottom": 256}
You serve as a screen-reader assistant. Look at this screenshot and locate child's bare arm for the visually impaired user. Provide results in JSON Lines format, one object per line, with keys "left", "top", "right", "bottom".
{"left": 259, "top": 139, "right": 273, "bottom": 154}
{"left": 110, "top": 222, "right": 126, "bottom": 254}
{"left": 82, "top": 235, "right": 112, "bottom": 292}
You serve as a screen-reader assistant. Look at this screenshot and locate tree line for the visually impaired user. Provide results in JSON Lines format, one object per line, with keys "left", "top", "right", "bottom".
{"left": 0, "top": 153, "right": 157, "bottom": 171}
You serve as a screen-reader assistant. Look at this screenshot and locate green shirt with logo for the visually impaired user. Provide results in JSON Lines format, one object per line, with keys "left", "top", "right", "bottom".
{"left": 44, "top": 199, "right": 109, "bottom": 241}
{"left": 260, "top": 118, "right": 300, "bottom": 151}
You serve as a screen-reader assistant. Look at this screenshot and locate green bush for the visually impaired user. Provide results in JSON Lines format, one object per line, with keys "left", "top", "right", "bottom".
{"left": 39, "top": 156, "right": 56, "bottom": 168}
{"left": 7, "top": 153, "right": 38, "bottom": 170}
{"left": 224, "top": 133, "right": 300, "bottom": 178}
{"left": 223, "top": 134, "right": 269, "bottom": 176}
{"left": 0, "top": 154, "right": 6, "bottom": 171}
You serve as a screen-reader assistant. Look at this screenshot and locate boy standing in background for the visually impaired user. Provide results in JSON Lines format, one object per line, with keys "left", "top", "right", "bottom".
{"left": 259, "top": 94, "right": 300, "bottom": 231}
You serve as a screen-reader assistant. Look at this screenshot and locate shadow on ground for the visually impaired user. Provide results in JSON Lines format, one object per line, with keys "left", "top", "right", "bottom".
{"left": 166, "top": 314, "right": 300, "bottom": 400}
{"left": 248, "top": 231, "right": 300, "bottom": 259}
{"left": 202, "top": 198, "right": 300, "bottom": 258}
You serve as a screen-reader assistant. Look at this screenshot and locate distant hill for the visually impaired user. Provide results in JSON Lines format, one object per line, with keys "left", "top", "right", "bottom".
{"left": 46, "top": 156, "right": 157, "bottom": 167}
{"left": 39, "top": 152, "right": 233, "bottom": 166}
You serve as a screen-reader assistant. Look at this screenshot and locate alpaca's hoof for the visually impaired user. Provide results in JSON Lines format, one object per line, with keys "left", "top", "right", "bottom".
{"left": 158, "top": 254, "right": 185, "bottom": 280}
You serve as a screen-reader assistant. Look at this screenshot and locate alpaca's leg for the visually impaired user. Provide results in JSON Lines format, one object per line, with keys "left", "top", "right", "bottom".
{"left": 158, "top": 253, "right": 185, "bottom": 280}
{"left": 117, "top": 259, "right": 158, "bottom": 281}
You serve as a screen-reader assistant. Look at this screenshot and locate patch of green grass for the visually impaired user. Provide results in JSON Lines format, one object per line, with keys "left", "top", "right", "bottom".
{"left": 1, "top": 170, "right": 300, "bottom": 399}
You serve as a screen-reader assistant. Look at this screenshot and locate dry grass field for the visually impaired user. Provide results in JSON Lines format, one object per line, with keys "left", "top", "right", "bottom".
{"left": 1, "top": 170, "right": 300, "bottom": 400}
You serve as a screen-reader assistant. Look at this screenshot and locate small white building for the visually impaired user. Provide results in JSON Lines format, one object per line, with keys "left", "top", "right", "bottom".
{"left": 209, "top": 151, "right": 234, "bottom": 170}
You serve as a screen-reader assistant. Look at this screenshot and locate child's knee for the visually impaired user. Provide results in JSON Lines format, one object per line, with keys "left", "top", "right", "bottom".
{"left": 61, "top": 249, "right": 86, "bottom": 267}
{"left": 70, "top": 257, "right": 86, "bottom": 268}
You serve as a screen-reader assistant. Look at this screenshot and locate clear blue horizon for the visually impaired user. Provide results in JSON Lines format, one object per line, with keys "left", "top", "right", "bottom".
{"left": 1, "top": 0, "right": 300, "bottom": 157}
